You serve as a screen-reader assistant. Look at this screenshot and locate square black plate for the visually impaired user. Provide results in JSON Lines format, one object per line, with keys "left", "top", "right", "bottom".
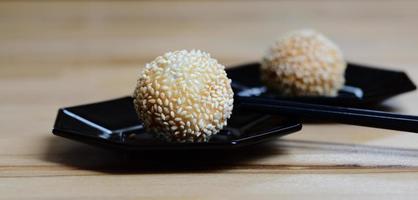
{"left": 53, "top": 97, "right": 301, "bottom": 151}
{"left": 227, "top": 62, "right": 416, "bottom": 106}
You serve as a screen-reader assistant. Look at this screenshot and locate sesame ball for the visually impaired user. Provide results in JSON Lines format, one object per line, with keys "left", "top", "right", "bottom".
{"left": 261, "top": 29, "right": 347, "bottom": 96}
{"left": 133, "top": 50, "right": 234, "bottom": 143}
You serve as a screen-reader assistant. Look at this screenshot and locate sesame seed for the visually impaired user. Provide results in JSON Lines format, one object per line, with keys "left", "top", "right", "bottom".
{"left": 163, "top": 107, "right": 169, "bottom": 114}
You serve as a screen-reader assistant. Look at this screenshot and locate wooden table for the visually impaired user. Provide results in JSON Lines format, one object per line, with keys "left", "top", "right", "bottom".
{"left": 1, "top": 1, "right": 418, "bottom": 199}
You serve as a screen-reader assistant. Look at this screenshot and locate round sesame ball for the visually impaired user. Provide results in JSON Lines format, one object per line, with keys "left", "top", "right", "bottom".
{"left": 133, "top": 50, "right": 234, "bottom": 143}
{"left": 261, "top": 29, "right": 347, "bottom": 97}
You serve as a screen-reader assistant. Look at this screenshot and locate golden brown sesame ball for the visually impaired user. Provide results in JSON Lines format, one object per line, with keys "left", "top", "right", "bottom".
{"left": 133, "top": 50, "right": 234, "bottom": 143}
{"left": 261, "top": 29, "right": 347, "bottom": 97}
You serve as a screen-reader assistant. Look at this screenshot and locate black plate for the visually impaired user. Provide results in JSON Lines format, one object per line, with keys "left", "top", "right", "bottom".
{"left": 53, "top": 97, "right": 301, "bottom": 151}
{"left": 227, "top": 62, "right": 416, "bottom": 106}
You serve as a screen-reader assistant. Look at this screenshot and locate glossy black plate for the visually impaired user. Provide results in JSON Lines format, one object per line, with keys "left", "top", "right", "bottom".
{"left": 53, "top": 97, "right": 301, "bottom": 151}
{"left": 228, "top": 62, "right": 416, "bottom": 106}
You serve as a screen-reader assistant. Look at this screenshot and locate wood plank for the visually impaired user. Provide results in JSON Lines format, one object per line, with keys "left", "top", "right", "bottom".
{"left": 1, "top": 1, "right": 418, "bottom": 199}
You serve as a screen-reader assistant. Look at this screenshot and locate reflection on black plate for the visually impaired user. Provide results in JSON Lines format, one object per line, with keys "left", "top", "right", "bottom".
{"left": 53, "top": 97, "right": 301, "bottom": 151}
{"left": 228, "top": 62, "right": 416, "bottom": 106}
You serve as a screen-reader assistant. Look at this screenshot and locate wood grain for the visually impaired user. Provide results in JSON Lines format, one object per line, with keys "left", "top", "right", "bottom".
{"left": 1, "top": 1, "right": 418, "bottom": 199}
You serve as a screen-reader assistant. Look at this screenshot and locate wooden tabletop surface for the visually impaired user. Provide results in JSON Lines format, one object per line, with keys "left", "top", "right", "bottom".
{"left": 1, "top": 1, "right": 418, "bottom": 199}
